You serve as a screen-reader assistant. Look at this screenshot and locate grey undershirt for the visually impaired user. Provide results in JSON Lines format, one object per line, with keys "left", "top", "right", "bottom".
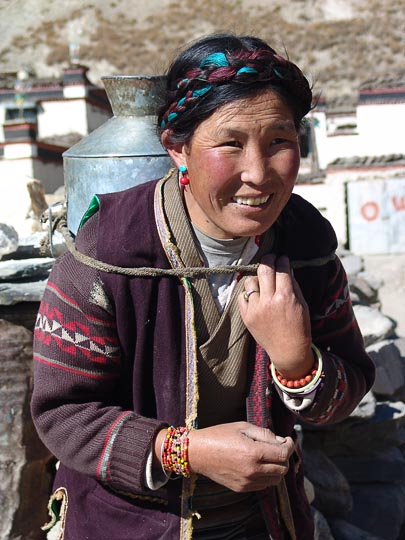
{"left": 192, "top": 224, "right": 251, "bottom": 311}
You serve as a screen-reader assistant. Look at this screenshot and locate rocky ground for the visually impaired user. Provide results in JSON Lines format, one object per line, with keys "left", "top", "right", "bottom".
{"left": 362, "top": 254, "right": 405, "bottom": 338}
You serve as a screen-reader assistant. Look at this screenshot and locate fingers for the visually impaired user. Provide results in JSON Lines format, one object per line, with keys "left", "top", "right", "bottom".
{"left": 257, "top": 254, "right": 294, "bottom": 298}
{"left": 241, "top": 255, "right": 294, "bottom": 306}
{"left": 188, "top": 422, "right": 296, "bottom": 492}
{"left": 243, "top": 275, "right": 260, "bottom": 296}
{"left": 241, "top": 427, "right": 295, "bottom": 488}
{"left": 241, "top": 425, "right": 295, "bottom": 463}
{"left": 239, "top": 275, "right": 259, "bottom": 315}
{"left": 241, "top": 424, "right": 285, "bottom": 444}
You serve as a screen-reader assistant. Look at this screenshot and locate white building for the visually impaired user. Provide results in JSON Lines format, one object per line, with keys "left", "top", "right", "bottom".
{"left": 0, "top": 65, "right": 111, "bottom": 193}
{"left": 295, "top": 73, "right": 405, "bottom": 254}
{"left": 0, "top": 65, "right": 111, "bottom": 236}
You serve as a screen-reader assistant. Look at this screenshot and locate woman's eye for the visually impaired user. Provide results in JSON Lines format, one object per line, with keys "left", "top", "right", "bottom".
{"left": 272, "top": 138, "right": 286, "bottom": 145}
{"left": 223, "top": 141, "right": 242, "bottom": 148}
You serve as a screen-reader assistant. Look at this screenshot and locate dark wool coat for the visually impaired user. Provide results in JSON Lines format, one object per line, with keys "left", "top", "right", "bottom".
{"left": 31, "top": 176, "right": 374, "bottom": 540}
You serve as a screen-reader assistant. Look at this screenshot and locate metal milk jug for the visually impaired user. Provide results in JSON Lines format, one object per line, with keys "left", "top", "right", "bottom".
{"left": 63, "top": 75, "right": 172, "bottom": 234}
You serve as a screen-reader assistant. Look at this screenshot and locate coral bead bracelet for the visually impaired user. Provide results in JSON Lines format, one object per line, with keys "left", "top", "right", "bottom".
{"left": 270, "top": 344, "right": 323, "bottom": 394}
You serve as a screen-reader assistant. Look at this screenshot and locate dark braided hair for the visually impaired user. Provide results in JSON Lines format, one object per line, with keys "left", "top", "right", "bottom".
{"left": 157, "top": 33, "right": 313, "bottom": 145}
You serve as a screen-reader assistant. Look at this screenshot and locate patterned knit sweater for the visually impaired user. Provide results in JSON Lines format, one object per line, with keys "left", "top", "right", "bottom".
{"left": 31, "top": 175, "right": 375, "bottom": 540}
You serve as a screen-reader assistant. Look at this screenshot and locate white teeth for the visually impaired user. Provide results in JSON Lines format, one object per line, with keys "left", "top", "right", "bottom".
{"left": 232, "top": 195, "right": 270, "bottom": 206}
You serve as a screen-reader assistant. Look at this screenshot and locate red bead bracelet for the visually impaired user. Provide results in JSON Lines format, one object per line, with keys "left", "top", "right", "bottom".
{"left": 270, "top": 343, "right": 323, "bottom": 393}
{"left": 275, "top": 363, "right": 318, "bottom": 389}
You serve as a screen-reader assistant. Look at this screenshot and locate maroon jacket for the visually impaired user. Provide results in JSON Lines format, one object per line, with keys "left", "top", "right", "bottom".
{"left": 31, "top": 178, "right": 374, "bottom": 540}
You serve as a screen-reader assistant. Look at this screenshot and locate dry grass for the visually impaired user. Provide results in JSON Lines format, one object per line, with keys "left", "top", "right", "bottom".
{"left": 1, "top": 0, "right": 404, "bottom": 99}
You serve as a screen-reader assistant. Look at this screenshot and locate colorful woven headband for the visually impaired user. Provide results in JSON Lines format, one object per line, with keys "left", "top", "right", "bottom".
{"left": 160, "top": 49, "right": 299, "bottom": 129}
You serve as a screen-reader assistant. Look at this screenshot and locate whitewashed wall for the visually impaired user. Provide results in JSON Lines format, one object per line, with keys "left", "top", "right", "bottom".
{"left": 326, "top": 133, "right": 360, "bottom": 163}
{"left": 347, "top": 177, "right": 405, "bottom": 254}
{"left": 313, "top": 100, "right": 405, "bottom": 168}
{"left": 3, "top": 142, "right": 36, "bottom": 159}
{"left": 293, "top": 177, "right": 347, "bottom": 246}
{"left": 357, "top": 103, "right": 405, "bottom": 156}
{"left": 313, "top": 111, "right": 360, "bottom": 168}
{"left": 312, "top": 111, "right": 329, "bottom": 170}
{"left": 37, "top": 99, "right": 88, "bottom": 138}
{"left": 37, "top": 99, "right": 110, "bottom": 140}
{"left": 0, "top": 156, "right": 34, "bottom": 180}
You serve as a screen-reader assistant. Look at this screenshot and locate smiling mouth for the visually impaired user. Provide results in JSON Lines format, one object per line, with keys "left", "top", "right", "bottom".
{"left": 232, "top": 195, "right": 271, "bottom": 207}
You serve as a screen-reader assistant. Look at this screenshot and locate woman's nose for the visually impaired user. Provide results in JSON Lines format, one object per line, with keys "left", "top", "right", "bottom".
{"left": 240, "top": 150, "right": 267, "bottom": 185}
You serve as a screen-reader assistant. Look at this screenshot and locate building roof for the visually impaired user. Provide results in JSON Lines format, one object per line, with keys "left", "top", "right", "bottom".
{"left": 328, "top": 154, "right": 405, "bottom": 168}
{"left": 0, "top": 72, "right": 63, "bottom": 91}
{"left": 359, "top": 71, "right": 405, "bottom": 105}
{"left": 296, "top": 172, "right": 326, "bottom": 184}
{"left": 324, "top": 94, "right": 358, "bottom": 114}
{"left": 39, "top": 133, "right": 84, "bottom": 148}
{"left": 360, "top": 71, "right": 405, "bottom": 91}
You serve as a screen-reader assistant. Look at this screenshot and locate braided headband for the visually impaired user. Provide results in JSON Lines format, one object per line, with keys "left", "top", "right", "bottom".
{"left": 161, "top": 49, "right": 306, "bottom": 129}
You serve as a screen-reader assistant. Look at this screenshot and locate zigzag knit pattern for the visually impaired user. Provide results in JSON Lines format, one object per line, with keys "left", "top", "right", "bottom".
{"left": 34, "top": 279, "right": 121, "bottom": 379}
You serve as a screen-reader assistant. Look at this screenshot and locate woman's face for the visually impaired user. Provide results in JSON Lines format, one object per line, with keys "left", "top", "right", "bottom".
{"left": 167, "top": 90, "right": 300, "bottom": 239}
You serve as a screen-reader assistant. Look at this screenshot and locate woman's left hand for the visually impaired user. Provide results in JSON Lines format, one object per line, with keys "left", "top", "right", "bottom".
{"left": 238, "top": 254, "right": 314, "bottom": 378}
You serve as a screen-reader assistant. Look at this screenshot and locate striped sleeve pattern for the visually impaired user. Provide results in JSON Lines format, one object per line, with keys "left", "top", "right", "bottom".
{"left": 34, "top": 279, "right": 121, "bottom": 379}
{"left": 31, "top": 248, "right": 167, "bottom": 495}
{"left": 293, "top": 257, "right": 374, "bottom": 425}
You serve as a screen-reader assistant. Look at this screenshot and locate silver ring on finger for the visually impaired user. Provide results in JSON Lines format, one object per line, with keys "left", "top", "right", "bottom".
{"left": 243, "top": 289, "right": 259, "bottom": 302}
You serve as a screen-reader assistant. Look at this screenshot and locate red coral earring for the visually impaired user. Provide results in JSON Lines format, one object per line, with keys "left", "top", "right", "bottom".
{"left": 179, "top": 165, "right": 189, "bottom": 187}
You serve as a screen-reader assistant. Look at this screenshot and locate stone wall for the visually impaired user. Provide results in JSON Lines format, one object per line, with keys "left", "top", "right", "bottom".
{"left": 304, "top": 250, "right": 405, "bottom": 540}
{"left": 0, "top": 318, "right": 53, "bottom": 540}
{"left": 0, "top": 230, "right": 58, "bottom": 540}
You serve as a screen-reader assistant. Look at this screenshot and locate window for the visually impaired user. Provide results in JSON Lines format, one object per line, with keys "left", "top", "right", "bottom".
{"left": 5, "top": 107, "right": 37, "bottom": 123}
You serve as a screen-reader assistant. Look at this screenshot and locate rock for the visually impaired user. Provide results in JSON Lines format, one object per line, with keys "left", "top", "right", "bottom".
{"left": 367, "top": 340, "right": 405, "bottom": 400}
{"left": 1, "top": 232, "right": 46, "bottom": 260}
{"left": 0, "top": 280, "right": 48, "bottom": 306}
{"left": 0, "top": 223, "right": 18, "bottom": 260}
{"left": 0, "top": 319, "right": 53, "bottom": 540}
{"left": 340, "top": 254, "right": 364, "bottom": 277}
{"left": 349, "top": 290, "right": 361, "bottom": 304}
{"left": 302, "top": 448, "right": 352, "bottom": 518}
{"left": 332, "top": 447, "right": 405, "bottom": 484}
{"left": 0, "top": 302, "right": 40, "bottom": 330}
{"left": 0, "top": 258, "right": 54, "bottom": 282}
{"left": 349, "top": 275, "right": 379, "bottom": 304}
{"left": 328, "top": 518, "right": 385, "bottom": 540}
{"left": 353, "top": 304, "right": 396, "bottom": 346}
{"left": 357, "top": 271, "right": 383, "bottom": 292}
{"left": 39, "top": 229, "right": 68, "bottom": 258}
{"left": 2, "top": 231, "right": 67, "bottom": 260}
{"left": 394, "top": 337, "right": 405, "bottom": 357}
{"left": 345, "top": 483, "right": 405, "bottom": 540}
{"left": 303, "top": 400, "right": 405, "bottom": 456}
{"left": 362, "top": 254, "right": 405, "bottom": 339}
{"left": 312, "top": 508, "right": 335, "bottom": 540}
{"left": 349, "top": 391, "right": 376, "bottom": 421}
{"left": 336, "top": 246, "right": 351, "bottom": 258}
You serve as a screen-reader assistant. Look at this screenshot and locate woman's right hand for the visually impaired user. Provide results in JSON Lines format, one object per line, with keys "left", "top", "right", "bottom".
{"left": 186, "top": 422, "right": 295, "bottom": 492}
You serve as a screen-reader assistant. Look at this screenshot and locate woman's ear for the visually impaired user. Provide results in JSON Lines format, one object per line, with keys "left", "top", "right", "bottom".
{"left": 161, "top": 130, "right": 186, "bottom": 169}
